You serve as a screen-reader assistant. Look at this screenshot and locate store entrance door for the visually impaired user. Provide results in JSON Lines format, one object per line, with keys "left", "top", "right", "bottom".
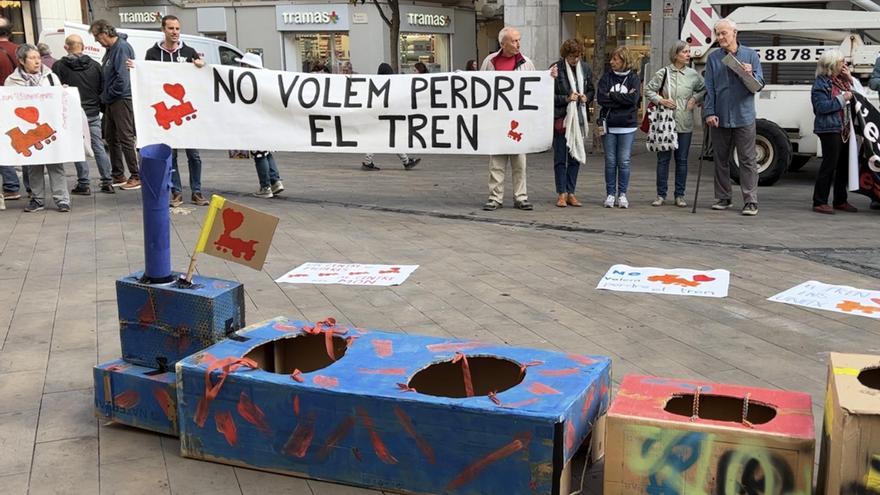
{"left": 282, "top": 32, "right": 350, "bottom": 73}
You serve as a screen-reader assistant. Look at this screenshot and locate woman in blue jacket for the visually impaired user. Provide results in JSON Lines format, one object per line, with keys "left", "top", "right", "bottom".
{"left": 810, "top": 49, "right": 858, "bottom": 214}
{"left": 596, "top": 47, "right": 640, "bottom": 209}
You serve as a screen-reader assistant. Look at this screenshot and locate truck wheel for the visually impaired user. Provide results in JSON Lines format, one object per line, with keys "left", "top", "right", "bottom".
{"left": 731, "top": 119, "right": 791, "bottom": 186}
{"left": 788, "top": 155, "right": 810, "bottom": 172}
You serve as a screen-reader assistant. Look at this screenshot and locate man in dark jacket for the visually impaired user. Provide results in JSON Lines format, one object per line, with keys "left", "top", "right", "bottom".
{"left": 53, "top": 34, "right": 115, "bottom": 195}
{"left": 0, "top": 16, "right": 22, "bottom": 200}
{"left": 90, "top": 19, "right": 140, "bottom": 190}
{"left": 145, "top": 15, "right": 209, "bottom": 207}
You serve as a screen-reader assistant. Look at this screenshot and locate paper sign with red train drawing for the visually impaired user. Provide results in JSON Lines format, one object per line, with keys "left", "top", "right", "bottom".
{"left": 596, "top": 264, "right": 730, "bottom": 298}
{"left": 194, "top": 195, "right": 279, "bottom": 271}
{"left": 768, "top": 280, "right": 880, "bottom": 319}
{"left": 276, "top": 263, "right": 419, "bottom": 286}
{"left": 0, "top": 87, "right": 85, "bottom": 165}
{"left": 131, "top": 61, "right": 552, "bottom": 154}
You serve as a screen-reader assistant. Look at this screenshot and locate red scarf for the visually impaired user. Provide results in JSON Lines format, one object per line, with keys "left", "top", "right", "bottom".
{"left": 830, "top": 74, "right": 852, "bottom": 140}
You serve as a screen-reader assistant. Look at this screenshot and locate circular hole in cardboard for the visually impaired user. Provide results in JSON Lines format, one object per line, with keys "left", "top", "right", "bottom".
{"left": 858, "top": 367, "right": 880, "bottom": 391}
{"left": 664, "top": 394, "right": 777, "bottom": 425}
{"left": 408, "top": 355, "right": 524, "bottom": 398}
{"left": 244, "top": 334, "right": 348, "bottom": 374}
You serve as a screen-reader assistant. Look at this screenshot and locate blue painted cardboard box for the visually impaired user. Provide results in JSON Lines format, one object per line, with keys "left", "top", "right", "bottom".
{"left": 176, "top": 317, "right": 611, "bottom": 495}
{"left": 94, "top": 358, "right": 178, "bottom": 435}
{"left": 116, "top": 271, "right": 244, "bottom": 369}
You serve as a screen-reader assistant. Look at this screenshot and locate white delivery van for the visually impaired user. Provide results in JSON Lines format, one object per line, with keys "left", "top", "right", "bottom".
{"left": 39, "top": 22, "right": 244, "bottom": 66}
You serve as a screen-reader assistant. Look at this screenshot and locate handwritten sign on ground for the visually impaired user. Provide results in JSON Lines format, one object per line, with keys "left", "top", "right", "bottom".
{"left": 276, "top": 263, "right": 419, "bottom": 286}
{"left": 768, "top": 281, "right": 880, "bottom": 319}
{"left": 596, "top": 264, "right": 730, "bottom": 298}
{"left": 0, "top": 87, "right": 84, "bottom": 165}
{"left": 131, "top": 61, "right": 552, "bottom": 154}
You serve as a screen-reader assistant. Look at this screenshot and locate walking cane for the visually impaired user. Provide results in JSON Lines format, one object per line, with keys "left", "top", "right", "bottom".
{"left": 691, "top": 125, "right": 709, "bottom": 214}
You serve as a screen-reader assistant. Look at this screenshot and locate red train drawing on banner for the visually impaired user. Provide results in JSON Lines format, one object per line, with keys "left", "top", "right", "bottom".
{"left": 507, "top": 120, "right": 522, "bottom": 142}
{"left": 6, "top": 106, "right": 57, "bottom": 157}
{"left": 152, "top": 83, "right": 198, "bottom": 130}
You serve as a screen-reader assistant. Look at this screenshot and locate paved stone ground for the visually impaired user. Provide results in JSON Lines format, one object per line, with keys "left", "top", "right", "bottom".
{"left": 1, "top": 143, "right": 879, "bottom": 494}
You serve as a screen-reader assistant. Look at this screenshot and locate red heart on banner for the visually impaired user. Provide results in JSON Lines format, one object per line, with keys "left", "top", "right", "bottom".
{"left": 14, "top": 106, "right": 39, "bottom": 124}
{"left": 510, "top": 120, "right": 519, "bottom": 130}
{"left": 163, "top": 83, "right": 186, "bottom": 101}
{"left": 692, "top": 274, "right": 716, "bottom": 282}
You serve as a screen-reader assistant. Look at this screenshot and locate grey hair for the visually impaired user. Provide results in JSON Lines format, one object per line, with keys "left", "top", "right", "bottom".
{"left": 816, "top": 49, "right": 845, "bottom": 77}
{"left": 714, "top": 18, "right": 737, "bottom": 33}
{"left": 669, "top": 40, "right": 689, "bottom": 63}
{"left": 37, "top": 43, "right": 51, "bottom": 57}
{"left": 498, "top": 26, "right": 519, "bottom": 45}
{"left": 15, "top": 43, "right": 38, "bottom": 62}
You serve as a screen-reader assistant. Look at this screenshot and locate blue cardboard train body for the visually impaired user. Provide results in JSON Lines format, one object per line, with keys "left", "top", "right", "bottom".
{"left": 116, "top": 271, "right": 244, "bottom": 369}
{"left": 176, "top": 317, "right": 612, "bottom": 495}
{"left": 94, "top": 358, "right": 178, "bottom": 435}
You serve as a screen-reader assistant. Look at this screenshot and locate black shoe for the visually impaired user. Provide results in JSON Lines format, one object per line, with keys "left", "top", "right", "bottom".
{"left": 403, "top": 158, "right": 420, "bottom": 170}
{"left": 741, "top": 202, "right": 758, "bottom": 216}
{"left": 24, "top": 199, "right": 44, "bottom": 212}
{"left": 71, "top": 184, "right": 91, "bottom": 196}
{"left": 57, "top": 203, "right": 70, "bottom": 213}
{"left": 100, "top": 183, "right": 115, "bottom": 194}
{"left": 362, "top": 162, "right": 380, "bottom": 171}
{"left": 482, "top": 200, "right": 501, "bottom": 211}
{"left": 870, "top": 200, "right": 880, "bottom": 211}
{"left": 712, "top": 199, "right": 732, "bottom": 210}
{"left": 514, "top": 200, "right": 534, "bottom": 211}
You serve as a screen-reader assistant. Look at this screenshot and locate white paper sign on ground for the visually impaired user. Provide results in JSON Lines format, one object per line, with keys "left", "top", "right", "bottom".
{"left": 0, "top": 87, "right": 85, "bottom": 165}
{"left": 596, "top": 264, "right": 730, "bottom": 298}
{"left": 276, "top": 263, "right": 419, "bottom": 286}
{"left": 768, "top": 281, "right": 880, "bottom": 319}
{"left": 131, "top": 61, "right": 552, "bottom": 154}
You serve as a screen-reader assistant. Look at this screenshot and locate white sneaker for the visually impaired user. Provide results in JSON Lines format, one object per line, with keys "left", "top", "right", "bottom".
{"left": 604, "top": 194, "right": 615, "bottom": 208}
{"left": 651, "top": 196, "right": 665, "bottom": 207}
{"left": 271, "top": 180, "right": 284, "bottom": 194}
{"left": 618, "top": 194, "right": 629, "bottom": 209}
{"left": 253, "top": 187, "right": 273, "bottom": 199}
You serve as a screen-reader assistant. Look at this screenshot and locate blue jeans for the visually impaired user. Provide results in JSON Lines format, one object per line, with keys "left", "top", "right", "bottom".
{"left": 656, "top": 132, "right": 693, "bottom": 198}
{"left": 74, "top": 114, "right": 113, "bottom": 185}
{"left": 603, "top": 132, "right": 635, "bottom": 196}
{"left": 552, "top": 133, "right": 580, "bottom": 194}
{"left": 254, "top": 153, "right": 280, "bottom": 189}
{"left": 171, "top": 149, "right": 203, "bottom": 193}
{"left": 1, "top": 166, "right": 19, "bottom": 192}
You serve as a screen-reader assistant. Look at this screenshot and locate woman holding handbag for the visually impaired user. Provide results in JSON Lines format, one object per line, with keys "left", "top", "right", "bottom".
{"left": 644, "top": 41, "right": 705, "bottom": 207}
{"left": 597, "top": 46, "right": 640, "bottom": 209}
{"left": 552, "top": 39, "right": 594, "bottom": 207}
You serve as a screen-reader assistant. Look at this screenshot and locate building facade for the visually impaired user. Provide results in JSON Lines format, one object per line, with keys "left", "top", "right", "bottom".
{"left": 88, "top": 1, "right": 476, "bottom": 73}
{"left": 2, "top": 0, "right": 83, "bottom": 44}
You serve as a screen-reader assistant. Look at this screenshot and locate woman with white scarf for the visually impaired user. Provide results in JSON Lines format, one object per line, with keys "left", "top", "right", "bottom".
{"left": 4, "top": 44, "right": 69, "bottom": 213}
{"left": 552, "top": 39, "right": 593, "bottom": 208}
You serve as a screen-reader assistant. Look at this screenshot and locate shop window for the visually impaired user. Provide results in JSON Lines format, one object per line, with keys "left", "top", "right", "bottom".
{"left": 295, "top": 33, "right": 350, "bottom": 73}
{"left": 1, "top": 0, "right": 28, "bottom": 43}
{"left": 570, "top": 11, "right": 650, "bottom": 71}
{"left": 399, "top": 33, "right": 449, "bottom": 73}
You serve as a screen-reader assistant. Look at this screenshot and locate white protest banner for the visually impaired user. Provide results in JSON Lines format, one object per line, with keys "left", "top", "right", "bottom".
{"left": 131, "top": 61, "right": 553, "bottom": 154}
{"left": 596, "top": 264, "right": 730, "bottom": 298}
{"left": 768, "top": 281, "right": 880, "bottom": 319}
{"left": 0, "top": 87, "right": 85, "bottom": 165}
{"left": 276, "top": 263, "right": 419, "bottom": 286}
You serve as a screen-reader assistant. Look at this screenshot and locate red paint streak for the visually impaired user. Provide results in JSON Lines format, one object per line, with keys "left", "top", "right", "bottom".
{"left": 348, "top": 271, "right": 369, "bottom": 275}
{"left": 317, "top": 416, "right": 356, "bottom": 460}
{"left": 290, "top": 369, "right": 304, "bottom": 383}
{"left": 292, "top": 395, "right": 300, "bottom": 416}
{"left": 152, "top": 387, "right": 174, "bottom": 420}
{"left": 452, "top": 352, "right": 475, "bottom": 397}
{"left": 690, "top": 9, "right": 712, "bottom": 38}
{"left": 215, "top": 411, "right": 238, "bottom": 446}
{"left": 357, "top": 407, "right": 398, "bottom": 465}
{"left": 237, "top": 392, "right": 271, "bottom": 434}
{"left": 106, "top": 363, "right": 129, "bottom": 372}
{"left": 195, "top": 398, "right": 209, "bottom": 427}
{"left": 324, "top": 330, "right": 338, "bottom": 362}
{"left": 425, "top": 341, "right": 486, "bottom": 353}
{"left": 137, "top": 295, "right": 157, "bottom": 325}
{"left": 447, "top": 432, "right": 533, "bottom": 490}
{"left": 195, "top": 352, "right": 218, "bottom": 365}
{"left": 397, "top": 383, "right": 417, "bottom": 392}
{"left": 318, "top": 272, "right": 337, "bottom": 277}
{"left": 393, "top": 406, "right": 435, "bottom": 464}
{"left": 378, "top": 267, "right": 401, "bottom": 274}
{"left": 273, "top": 322, "right": 300, "bottom": 332}
{"left": 538, "top": 368, "right": 580, "bottom": 377}
{"left": 114, "top": 390, "right": 140, "bottom": 409}
{"left": 196, "top": 357, "right": 259, "bottom": 428}
{"left": 600, "top": 379, "right": 609, "bottom": 399}
{"left": 345, "top": 336, "right": 357, "bottom": 348}
{"left": 581, "top": 384, "right": 596, "bottom": 419}
{"left": 358, "top": 367, "right": 407, "bottom": 375}
{"left": 176, "top": 326, "right": 191, "bottom": 354}
{"left": 283, "top": 412, "right": 315, "bottom": 458}
{"left": 352, "top": 447, "right": 363, "bottom": 461}
{"left": 502, "top": 398, "right": 540, "bottom": 409}
{"left": 529, "top": 382, "right": 562, "bottom": 395}
{"left": 371, "top": 339, "right": 393, "bottom": 358}
{"left": 565, "top": 421, "right": 576, "bottom": 451}
{"left": 313, "top": 375, "right": 339, "bottom": 388}
{"left": 567, "top": 354, "right": 596, "bottom": 366}
{"left": 288, "top": 273, "right": 308, "bottom": 277}
{"left": 488, "top": 391, "right": 502, "bottom": 405}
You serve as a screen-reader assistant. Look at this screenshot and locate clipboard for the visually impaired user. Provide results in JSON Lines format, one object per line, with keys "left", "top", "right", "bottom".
{"left": 722, "top": 53, "right": 763, "bottom": 93}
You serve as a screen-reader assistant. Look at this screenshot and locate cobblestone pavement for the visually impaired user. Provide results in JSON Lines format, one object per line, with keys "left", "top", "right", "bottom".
{"left": 0, "top": 144, "right": 878, "bottom": 494}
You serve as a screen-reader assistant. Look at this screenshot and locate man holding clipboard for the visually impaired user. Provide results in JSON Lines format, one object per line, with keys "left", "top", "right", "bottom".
{"left": 704, "top": 19, "right": 765, "bottom": 216}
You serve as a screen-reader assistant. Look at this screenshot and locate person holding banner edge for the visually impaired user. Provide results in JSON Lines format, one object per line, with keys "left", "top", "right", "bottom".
{"left": 480, "top": 26, "right": 557, "bottom": 211}
{"left": 361, "top": 63, "right": 421, "bottom": 171}
{"left": 144, "top": 15, "right": 209, "bottom": 207}
{"left": 4, "top": 44, "right": 70, "bottom": 212}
